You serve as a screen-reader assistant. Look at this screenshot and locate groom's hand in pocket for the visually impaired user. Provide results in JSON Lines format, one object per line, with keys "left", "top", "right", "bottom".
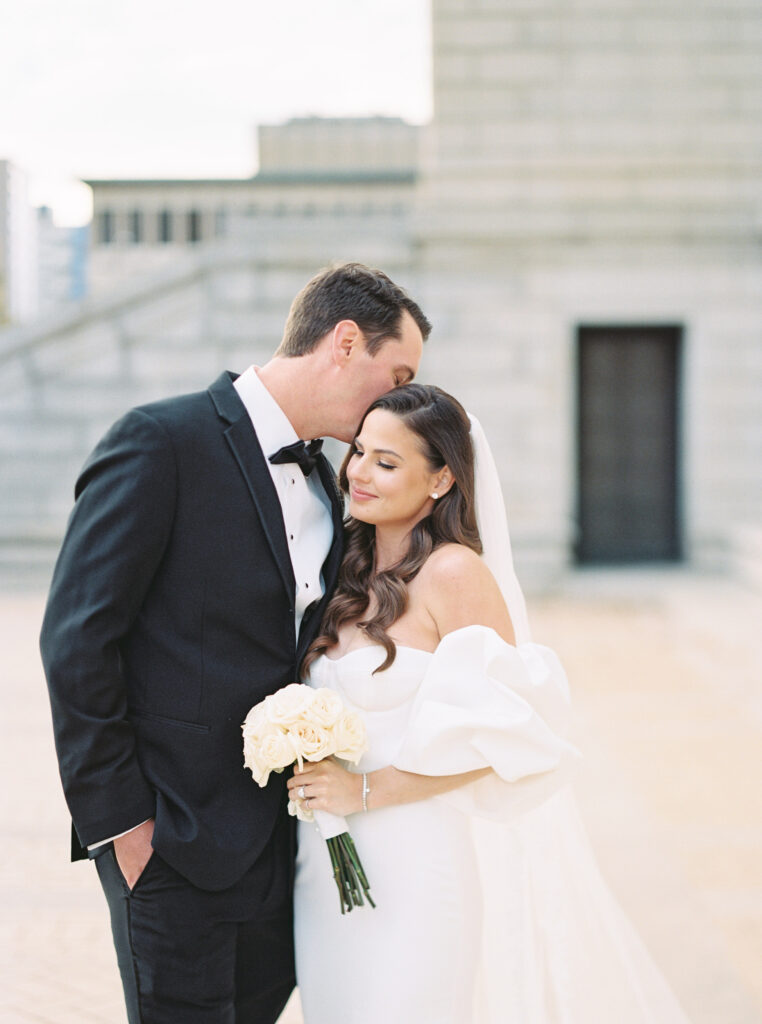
{"left": 113, "top": 818, "right": 155, "bottom": 890}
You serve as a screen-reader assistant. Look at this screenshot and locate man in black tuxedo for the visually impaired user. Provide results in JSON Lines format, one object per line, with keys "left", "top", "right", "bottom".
{"left": 40, "top": 263, "right": 430, "bottom": 1023}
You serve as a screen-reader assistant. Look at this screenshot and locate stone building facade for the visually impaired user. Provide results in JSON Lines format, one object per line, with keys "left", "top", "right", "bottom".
{"left": 413, "top": 0, "right": 762, "bottom": 579}
{"left": 1, "top": 0, "right": 760, "bottom": 587}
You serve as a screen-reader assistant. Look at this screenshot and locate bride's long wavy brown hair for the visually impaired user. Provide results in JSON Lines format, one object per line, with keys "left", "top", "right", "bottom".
{"left": 302, "top": 384, "right": 482, "bottom": 676}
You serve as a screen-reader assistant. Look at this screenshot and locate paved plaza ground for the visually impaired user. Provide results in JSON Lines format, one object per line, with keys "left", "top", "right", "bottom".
{"left": 1, "top": 571, "right": 761, "bottom": 1023}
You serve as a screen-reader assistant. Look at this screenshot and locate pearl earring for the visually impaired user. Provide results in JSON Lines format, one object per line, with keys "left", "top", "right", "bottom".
{"left": 431, "top": 492, "right": 439, "bottom": 500}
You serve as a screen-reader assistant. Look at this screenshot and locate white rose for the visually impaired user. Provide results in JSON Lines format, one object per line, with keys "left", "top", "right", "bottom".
{"left": 308, "top": 688, "right": 345, "bottom": 728}
{"left": 241, "top": 703, "right": 271, "bottom": 743}
{"left": 287, "top": 720, "right": 333, "bottom": 767}
{"left": 331, "top": 711, "right": 368, "bottom": 763}
{"left": 288, "top": 797, "right": 314, "bottom": 823}
{"left": 243, "top": 739, "right": 271, "bottom": 787}
{"left": 264, "top": 683, "right": 315, "bottom": 727}
{"left": 258, "top": 730, "right": 296, "bottom": 772}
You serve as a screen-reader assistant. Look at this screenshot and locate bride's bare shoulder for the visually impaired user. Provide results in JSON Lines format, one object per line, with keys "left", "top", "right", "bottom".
{"left": 419, "top": 542, "right": 486, "bottom": 583}
{"left": 418, "top": 544, "right": 515, "bottom": 644}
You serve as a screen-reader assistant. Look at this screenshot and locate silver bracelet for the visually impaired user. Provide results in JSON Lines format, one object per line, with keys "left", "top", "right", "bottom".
{"left": 361, "top": 772, "right": 370, "bottom": 813}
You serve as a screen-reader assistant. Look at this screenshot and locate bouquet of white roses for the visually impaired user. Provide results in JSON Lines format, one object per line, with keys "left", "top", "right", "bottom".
{"left": 242, "top": 683, "right": 375, "bottom": 914}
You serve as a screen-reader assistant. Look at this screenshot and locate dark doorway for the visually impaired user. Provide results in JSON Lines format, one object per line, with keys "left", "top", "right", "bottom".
{"left": 576, "top": 325, "right": 682, "bottom": 563}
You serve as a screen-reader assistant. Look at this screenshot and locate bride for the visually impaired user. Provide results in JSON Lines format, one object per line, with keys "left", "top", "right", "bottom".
{"left": 287, "top": 383, "right": 691, "bottom": 1023}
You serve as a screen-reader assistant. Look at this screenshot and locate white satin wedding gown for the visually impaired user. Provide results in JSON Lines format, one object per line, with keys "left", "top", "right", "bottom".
{"left": 293, "top": 625, "right": 692, "bottom": 1024}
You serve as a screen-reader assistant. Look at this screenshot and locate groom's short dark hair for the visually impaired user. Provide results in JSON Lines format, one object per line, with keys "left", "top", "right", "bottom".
{"left": 278, "top": 262, "right": 431, "bottom": 357}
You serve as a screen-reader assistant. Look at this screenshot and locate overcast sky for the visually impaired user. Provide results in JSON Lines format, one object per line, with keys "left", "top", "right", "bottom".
{"left": 1, "top": 0, "right": 432, "bottom": 224}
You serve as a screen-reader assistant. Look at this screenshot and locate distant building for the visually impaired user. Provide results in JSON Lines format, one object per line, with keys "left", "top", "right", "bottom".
{"left": 37, "top": 206, "right": 88, "bottom": 316}
{"left": 0, "top": 160, "right": 38, "bottom": 324}
{"left": 85, "top": 117, "right": 419, "bottom": 295}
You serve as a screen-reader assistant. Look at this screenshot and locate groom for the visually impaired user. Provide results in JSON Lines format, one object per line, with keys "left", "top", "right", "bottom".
{"left": 40, "top": 263, "right": 429, "bottom": 1023}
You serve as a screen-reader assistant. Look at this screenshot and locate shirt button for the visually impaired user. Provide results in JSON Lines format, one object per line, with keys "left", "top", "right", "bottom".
{"left": 289, "top": 534, "right": 294, "bottom": 541}
{"left": 304, "top": 582, "right": 309, "bottom": 589}
{"left": 291, "top": 477, "right": 295, "bottom": 485}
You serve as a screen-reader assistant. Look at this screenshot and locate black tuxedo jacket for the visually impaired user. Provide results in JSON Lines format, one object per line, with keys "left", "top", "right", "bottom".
{"left": 40, "top": 372, "right": 344, "bottom": 891}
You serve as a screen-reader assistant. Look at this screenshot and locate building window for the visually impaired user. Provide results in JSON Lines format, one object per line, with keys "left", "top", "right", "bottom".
{"left": 97, "top": 210, "right": 114, "bottom": 245}
{"left": 128, "top": 210, "right": 143, "bottom": 244}
{"left": 187, "top": 209, "right": 201, "bottom": 243}
{"left": 158, "top": 209, "right": 173, "bottom": 243}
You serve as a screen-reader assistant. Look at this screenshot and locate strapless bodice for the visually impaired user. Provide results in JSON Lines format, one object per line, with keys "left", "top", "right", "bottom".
{"left": 311, "top": 645, "right": 432, "bottom": 708}
{"left": 309, "top": 645, "right": 433, "bottom": 771}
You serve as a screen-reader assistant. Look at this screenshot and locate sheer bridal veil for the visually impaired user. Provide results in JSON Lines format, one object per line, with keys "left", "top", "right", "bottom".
{"left": 469, "top": 414, "right": 531, "bottom": 645}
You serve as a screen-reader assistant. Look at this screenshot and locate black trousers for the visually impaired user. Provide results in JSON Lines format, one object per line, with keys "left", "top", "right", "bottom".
{"left": 95, "top": 809, "right": 295, "bottom": 1024}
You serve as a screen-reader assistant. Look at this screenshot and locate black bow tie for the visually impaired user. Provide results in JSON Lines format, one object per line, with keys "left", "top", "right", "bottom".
{"left": 269, "top": 438, "right": 324, "bottom": 477}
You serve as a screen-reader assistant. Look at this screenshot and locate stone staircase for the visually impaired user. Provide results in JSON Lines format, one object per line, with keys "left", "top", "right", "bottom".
{"left": 0, "top": 222, "right": 416, "bottom": 587}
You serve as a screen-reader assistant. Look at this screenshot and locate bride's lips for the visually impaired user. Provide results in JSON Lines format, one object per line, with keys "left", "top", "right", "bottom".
{"left": 349, "top": 486, "right": 377, "bottom": 502}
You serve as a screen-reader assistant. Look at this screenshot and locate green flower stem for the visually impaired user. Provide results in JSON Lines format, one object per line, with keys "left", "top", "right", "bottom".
{"left": 337, "top": 835, "right": 362, "bottom": 906}
{"left": 325, "top": 832, "right": 376, "bottom": 914}
{"left": 339, "top": 833, "right": 376, "bottom": 908}
{"left": 327, "top": 836, "right": 353, "bottom": 913}
{"left": 326, "top": 838, "right": 347, "bottom": 915}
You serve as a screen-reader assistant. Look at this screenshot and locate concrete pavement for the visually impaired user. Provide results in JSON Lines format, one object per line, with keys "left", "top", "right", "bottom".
{"left": 1, "top": 571, "right": 760, "bottom": 1023}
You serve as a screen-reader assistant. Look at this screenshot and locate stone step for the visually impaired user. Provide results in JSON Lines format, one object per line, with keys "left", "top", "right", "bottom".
{"left": 0, "top": 537, "right": 58, "bottom": 591}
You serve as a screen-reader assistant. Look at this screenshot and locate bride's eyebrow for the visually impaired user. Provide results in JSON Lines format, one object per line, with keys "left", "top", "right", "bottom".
{"left": 372, "top": 447, "right": 403, "bottom": 460}
{"left": 352, "top": 439, "right": 404, "bottom": 461}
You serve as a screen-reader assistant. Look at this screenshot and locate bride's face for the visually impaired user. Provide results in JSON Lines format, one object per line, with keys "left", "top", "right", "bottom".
{"left": 346, "top": 409, "right": 451, "bottom": 530}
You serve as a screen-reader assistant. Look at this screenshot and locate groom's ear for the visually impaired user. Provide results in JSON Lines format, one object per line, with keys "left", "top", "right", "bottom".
{"left": 331, "top": 320, "right": 363, "bottom": 366}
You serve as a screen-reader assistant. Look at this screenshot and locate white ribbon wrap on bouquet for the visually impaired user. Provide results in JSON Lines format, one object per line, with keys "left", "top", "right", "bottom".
{"left": 312, "top": 808, "right": 350, "bottom": 840}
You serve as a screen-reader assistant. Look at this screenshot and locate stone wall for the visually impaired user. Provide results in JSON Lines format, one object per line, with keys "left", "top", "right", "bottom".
{"left": 420, "top": 0, "right": 762, "bottom": 245}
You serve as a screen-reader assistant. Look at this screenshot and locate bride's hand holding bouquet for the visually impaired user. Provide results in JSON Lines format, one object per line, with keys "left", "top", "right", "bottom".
{"left": 242, "top": 683, "right": 375, "bottom": 914}
{"left": 286, "top": 757, "right": 365, "bottom": 818}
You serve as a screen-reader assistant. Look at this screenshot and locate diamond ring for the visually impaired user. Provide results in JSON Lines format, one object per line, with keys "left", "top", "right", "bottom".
{"left": 298, "top": 786, "right": 306, "bottom": 800}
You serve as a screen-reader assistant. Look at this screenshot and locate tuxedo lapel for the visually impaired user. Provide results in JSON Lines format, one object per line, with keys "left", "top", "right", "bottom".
{"left": 315, "top": 452, "right": 345, "bottom": 585}
{"left": 296, "top": 453, "right": 345, "bottom": 663}
{"left": 209, "top": 373, "right": 295, "bottom": 606}
{"left": 208, "top": 372, "right": 345, "bottom": 663}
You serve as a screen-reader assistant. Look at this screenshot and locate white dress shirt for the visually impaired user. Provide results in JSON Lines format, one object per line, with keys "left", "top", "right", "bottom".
{"left": 233, "top": 364, "right": 334, "bottom": 636}
{"left": 90, "top": 367, "right": 334, "bottom": 851}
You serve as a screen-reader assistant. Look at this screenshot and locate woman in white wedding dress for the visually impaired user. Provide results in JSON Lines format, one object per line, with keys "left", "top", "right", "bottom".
{"left": 289, "top": 384, "right": 691, "bottom": 1024}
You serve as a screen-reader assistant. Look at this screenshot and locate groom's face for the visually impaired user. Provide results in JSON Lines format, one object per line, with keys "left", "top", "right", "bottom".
{"left": 331, "top": 310, "right": 424, "bottom": 442}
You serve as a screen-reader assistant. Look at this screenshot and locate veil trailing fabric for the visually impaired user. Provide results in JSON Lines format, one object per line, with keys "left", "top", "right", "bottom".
{"left": 395, "top": 415, "right": 692, "bottom": 1023}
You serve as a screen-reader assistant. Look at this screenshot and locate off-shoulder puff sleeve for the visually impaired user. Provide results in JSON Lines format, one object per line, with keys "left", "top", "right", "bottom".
{"left": 392, "top": 625, "right": 580, "bottom": 821}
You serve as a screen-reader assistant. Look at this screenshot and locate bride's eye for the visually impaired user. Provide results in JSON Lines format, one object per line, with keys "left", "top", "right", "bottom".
{"left": 378, "top": 461, "right": 395, "bottom": 471}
